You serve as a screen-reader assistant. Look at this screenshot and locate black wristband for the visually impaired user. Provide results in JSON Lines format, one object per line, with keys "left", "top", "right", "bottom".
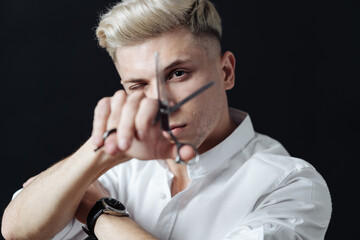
{"left": 82, "top": 197, "right": 129, "bottom": 240}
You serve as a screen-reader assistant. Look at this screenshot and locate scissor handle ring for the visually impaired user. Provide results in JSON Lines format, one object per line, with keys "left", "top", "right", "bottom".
{"left": 94, "top": 128, "right": 117, "bottom": 152}
{"left": 174, "top": 142, "right": 200, "bottom": 165}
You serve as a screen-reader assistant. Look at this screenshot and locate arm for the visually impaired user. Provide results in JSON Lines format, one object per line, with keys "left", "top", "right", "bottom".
{"left": 2, "top": 90, "right": 190, "bottom": 240}
{"left": 95, "top": 215, "right": 158, "bottom": 240}
{"left": 1, "top": 139, "right": 130, "bottom": 240}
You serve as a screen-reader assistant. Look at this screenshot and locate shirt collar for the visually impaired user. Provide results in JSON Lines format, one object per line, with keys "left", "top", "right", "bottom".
{"left": 186, "top": 108, "right": 256, "bottom": 179}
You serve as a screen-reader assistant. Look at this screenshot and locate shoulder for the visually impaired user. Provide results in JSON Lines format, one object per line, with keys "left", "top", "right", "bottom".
{"left": 250, "top": 152, "right": 313, "bottom": 173}
{"left": 244, "top": 151, "right": 318, "bottom": 185}
{"left": 244, "top": 132, "right": 317, "bottom": 179}
{"left": 244, "top": 152, "right": 331, "bottom": 211}
{"left": 239, "top": 132, "right": 329, "bottom": 195}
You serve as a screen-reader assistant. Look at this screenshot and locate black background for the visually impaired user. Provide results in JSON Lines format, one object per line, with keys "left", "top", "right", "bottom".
{"left": 0, "top": 0, "right": 358, "bottom": 239}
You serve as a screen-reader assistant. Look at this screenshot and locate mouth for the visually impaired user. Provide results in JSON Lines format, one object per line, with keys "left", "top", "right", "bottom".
{"left": 169, "top": 124, "right": 187, "bottom": 136}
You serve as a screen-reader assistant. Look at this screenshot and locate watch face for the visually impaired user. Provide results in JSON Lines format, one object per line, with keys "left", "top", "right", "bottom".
{"left": 104, "top": 198, "right": 126, "bottom": 210}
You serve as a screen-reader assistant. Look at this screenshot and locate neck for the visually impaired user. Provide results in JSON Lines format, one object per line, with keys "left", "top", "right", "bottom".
{"left": 166, "top": 159, "right": 191, "bottom": 197}
{"left": 167, "top": 108, "right": 237, "bottom": 196}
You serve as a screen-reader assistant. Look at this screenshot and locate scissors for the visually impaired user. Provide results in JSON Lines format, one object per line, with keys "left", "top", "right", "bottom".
{"left": 95, "top": 52, "right": 214, "bottom": 165}
{"left": 154, "top": 52, "right": 214, "bottom": 164}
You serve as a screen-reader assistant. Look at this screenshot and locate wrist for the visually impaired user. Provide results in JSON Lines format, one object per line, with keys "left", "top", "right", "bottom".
{"left": 94, "top": 214, "right": 131, "bottom": 236}
{"left": 95, "top": 215, "right": 158, "bottom": 240}
{"left": 83, "top": 197, "right": 130, "bottom": 240}
{"left": 72, "top": 139, "right": 131, "bottom": 181}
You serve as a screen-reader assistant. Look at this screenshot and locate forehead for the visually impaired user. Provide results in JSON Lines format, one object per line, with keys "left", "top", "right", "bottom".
{"left": 114, "top": 29, "right": 208, "bottom": 77}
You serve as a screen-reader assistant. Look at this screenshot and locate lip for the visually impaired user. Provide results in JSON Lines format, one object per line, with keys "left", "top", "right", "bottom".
{"left": 169, "top": 124, "right": 187, "bottom": 136}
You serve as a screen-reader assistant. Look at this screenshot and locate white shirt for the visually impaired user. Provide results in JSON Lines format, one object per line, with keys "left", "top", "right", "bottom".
{"left": 53, "top": 109, "right": 332, "bottom": 240}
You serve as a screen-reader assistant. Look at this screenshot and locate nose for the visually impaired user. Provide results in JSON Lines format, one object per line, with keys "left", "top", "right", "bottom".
{"left": 143, "top": 82, "right": 158, "bottom": 99}
{"left": 143, "top": 81, "right": 177, "bottom": 108}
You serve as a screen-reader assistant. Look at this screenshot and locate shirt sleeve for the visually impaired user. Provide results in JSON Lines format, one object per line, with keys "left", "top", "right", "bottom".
{"left": 223, "top": 167, "right": 332, "bottom": 240}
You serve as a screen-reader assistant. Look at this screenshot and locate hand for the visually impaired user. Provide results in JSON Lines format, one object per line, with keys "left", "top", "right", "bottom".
{"left": 75, "top": 181, "right": 109, "bottom": 224}
{"left": 91, "top": 90, "right": 195, "bottom": 161}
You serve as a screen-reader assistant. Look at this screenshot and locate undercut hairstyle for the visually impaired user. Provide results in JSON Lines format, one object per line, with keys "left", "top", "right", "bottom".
{"left": 96, "top": 0, "right": 222, "bottom": 59}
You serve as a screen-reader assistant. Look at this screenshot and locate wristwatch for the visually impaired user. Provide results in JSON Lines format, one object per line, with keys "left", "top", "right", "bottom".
{"left": 82, "top": 197, "right": 130, "bottom": 240}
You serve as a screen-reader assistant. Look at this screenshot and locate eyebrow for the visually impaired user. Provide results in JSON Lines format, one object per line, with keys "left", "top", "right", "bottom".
{"left": 121, "top": 79, "right": 146, "bottom": 84}
{"left": 163, "top": 58, "right": 191, "bottom": 72}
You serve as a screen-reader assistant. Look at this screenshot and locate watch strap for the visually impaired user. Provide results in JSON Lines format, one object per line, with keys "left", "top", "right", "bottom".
{"left": 82, "top": 199, "right": 105, "bottom": 240}
{"left": 82, "top": 197, "right": 129, "bottom": 240}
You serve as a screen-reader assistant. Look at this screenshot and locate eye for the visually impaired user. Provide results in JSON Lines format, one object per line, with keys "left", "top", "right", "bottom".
{"left": 169, "top": 70, "right": 186, "bottom": 80}
{"left": 128, "top": 83, "right": 146, "bottom": 91}
{"left": 174, "top": 71, "right": 185, "bottom": 77}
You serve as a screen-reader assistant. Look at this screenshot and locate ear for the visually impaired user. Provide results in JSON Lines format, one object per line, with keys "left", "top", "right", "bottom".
{"left": 221, "top": 51, "right": 236, "bottom": 90}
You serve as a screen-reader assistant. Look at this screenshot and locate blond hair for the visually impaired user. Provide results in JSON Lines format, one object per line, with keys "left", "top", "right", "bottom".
{"left": 96, "top": 0, "right": 222, "bottom": 59}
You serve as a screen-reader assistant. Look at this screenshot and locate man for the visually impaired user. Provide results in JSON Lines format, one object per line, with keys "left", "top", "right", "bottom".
{"left": 1, "top": 0, "right": 331, "bottom": 239}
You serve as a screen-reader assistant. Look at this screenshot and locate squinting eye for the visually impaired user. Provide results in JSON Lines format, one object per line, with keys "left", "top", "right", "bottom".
{"left": 128, "top": 83, "right": 146, "bottom": 91}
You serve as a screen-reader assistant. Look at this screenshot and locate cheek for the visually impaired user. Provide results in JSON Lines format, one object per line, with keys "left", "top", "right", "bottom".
{"left": 187, "top": 91, "right": 223, "bottom": 134}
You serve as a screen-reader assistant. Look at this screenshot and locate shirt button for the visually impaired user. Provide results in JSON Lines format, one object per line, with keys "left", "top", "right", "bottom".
{"left": 265, "top": 223, "right": 273, "bottom": 229}
{"left": 160, "top": 193, "right": 167, "bottom": 199}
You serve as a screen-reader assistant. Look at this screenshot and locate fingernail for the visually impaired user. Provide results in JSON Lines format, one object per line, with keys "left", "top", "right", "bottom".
{"left": 119, "top": 138, "right": 129, "bottom": 151}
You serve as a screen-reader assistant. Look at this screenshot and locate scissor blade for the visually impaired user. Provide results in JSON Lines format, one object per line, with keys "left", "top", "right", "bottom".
{"left": 155, "top": 52, "right": 169, "bottom": 107}
{"left": 170, "top": 81, "right": 214, "bottom": 113}
{"left": 155, "top": 52, "right": 172, "bottom": 131}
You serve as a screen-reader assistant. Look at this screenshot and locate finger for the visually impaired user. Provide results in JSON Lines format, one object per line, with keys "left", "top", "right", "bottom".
{"left": 92, "top": 97, "right": 111, "bottom": 146}
{"left": 117, "top": 91, "right": 145, "bottom": 151}
{"left": 103, "top": 91, "right": 127, "bottom": 155}
{"left": 134, "top": 98, "right": 158, "bottom": 140}
{"left": 104, "top": 131, "right": 119, "bottom": 155}
{"left": 107, "top": 90, "right": 127, "bottom": 129}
